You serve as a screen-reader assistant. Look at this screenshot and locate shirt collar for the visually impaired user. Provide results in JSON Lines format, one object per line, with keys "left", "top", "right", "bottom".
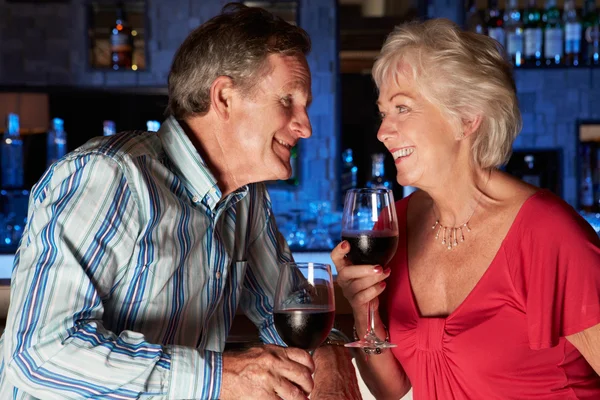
{"left": 158, "top": 116, "right": 223, "bottom": 209}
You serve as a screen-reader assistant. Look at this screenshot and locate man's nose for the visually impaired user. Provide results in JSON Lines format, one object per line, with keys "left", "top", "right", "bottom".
{"left": 293, "top": 108, "right": 312, "bottom": 139}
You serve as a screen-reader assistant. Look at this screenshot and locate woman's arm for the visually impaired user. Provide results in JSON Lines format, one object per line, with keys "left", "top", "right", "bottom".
{"left": 331, "top": 242, "right": 412, "bottom": 399}
{"left": 312, "top": 344, "right": 363, "bottom": 400}
{"left": 567, "top": 323, "right": 600, "bottom": 376}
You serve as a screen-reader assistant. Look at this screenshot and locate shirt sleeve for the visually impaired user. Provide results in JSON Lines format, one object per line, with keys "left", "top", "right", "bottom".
{"left": 515, "top": 194, "right": 600, "bottom": 350}
{"left": 239, "top": 185, "right": 292, "bottom": 346}
{"left": 3, "top": 153, "right": 220, "bottom": 400}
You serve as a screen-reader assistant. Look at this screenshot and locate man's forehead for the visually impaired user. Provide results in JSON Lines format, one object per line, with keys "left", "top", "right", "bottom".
{"left": 282, "top": 80, "right": 310, "bottom": 94}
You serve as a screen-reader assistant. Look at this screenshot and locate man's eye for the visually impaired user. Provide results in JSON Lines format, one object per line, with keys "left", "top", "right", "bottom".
{"left": 281, "top": 97, "right": 292, "bottom": 107}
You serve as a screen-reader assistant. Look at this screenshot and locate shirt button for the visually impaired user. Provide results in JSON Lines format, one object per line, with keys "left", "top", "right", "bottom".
{"left": 192, "top": 195, "right": 200, "bottom": 203}
{"left": 215, "top": 271, "right": 222, "bottom": 279}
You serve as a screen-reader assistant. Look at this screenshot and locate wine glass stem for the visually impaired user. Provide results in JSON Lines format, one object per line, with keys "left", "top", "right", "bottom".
{"left": 366, "top": 300, "right": 377, "bottom": 339}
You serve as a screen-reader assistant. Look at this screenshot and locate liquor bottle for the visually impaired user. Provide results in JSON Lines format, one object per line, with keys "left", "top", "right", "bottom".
{"left": 505, "top": 0, "right": 524, "bottom": 67}
{"left": 341, "top": 149, "right": 358, "bottom": 194}
{"left": 110, "top": 2, "right": 133, "bottom": 70}
{"left": 583, "top": 0, "right": 600, "bottom": 65}
{"left": 2, "top": 113, "right": 24, "bottom": 190}
{"left": 593, "top": 144, "right": 600, "bottom": 213}
{"left": 543, "top": 0, "right": 563, "bottom": 66}
{"left": 521, "top": 154, "right": 542, "bottom": 187}
{"left": 580, "top": 143, "right": 595, "bottom": 212}
{"left": 486, "top": 0, "right": 506, "bottom": 49}
{"left": 103, "top": 120, "right": 116, "bottom": 136}
{"left": 465, "top": 0, "right": 486, "bottom": 35}
{"left": 366, "top": 153, "right": 392, "bottom": 190}
{"left": 146, "top": 120, "right": 160, "bottom": 132}
{"left": 563, "top": 0, "right": 582, "bottom": 66}
{"left": 523, "top": 0, "right": 544, "bottom": 66}
{"left": 47, "top": 117, "right": 67, "bottom": 168}
{"left": 285, "top": 146, "right": 299, "bottom": 186}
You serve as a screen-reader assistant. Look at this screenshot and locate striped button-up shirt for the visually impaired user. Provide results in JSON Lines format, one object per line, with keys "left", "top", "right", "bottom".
{"left": 0, "top": 116, "right": 291, "bottom": 399}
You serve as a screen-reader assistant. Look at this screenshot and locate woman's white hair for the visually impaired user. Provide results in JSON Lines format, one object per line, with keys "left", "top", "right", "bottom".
{"left": 372, "top": 18, "right": 522, "bottom": 169}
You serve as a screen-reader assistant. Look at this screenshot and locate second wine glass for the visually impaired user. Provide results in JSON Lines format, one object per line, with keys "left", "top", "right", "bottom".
{"left": 273, "top": 262, "right": 335, "bottom": 354}
{"left": 341, "top": 188, "right": 399, "bottom": 350}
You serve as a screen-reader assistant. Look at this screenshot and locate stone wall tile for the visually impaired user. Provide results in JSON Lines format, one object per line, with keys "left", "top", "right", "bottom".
{"left": 0, "top": 0, "right": 339, "bottom": 212}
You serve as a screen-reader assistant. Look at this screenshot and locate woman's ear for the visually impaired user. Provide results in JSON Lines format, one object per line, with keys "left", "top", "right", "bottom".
{"left": 209, "top": 76, "right": 235, "bottom": 121}
{"left": 460, "top": 115, "right": 483, "bottom": 139}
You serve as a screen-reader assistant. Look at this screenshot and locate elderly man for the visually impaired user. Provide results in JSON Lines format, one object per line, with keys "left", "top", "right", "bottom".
{"left": 0, "top": 3, "right": 359, "bottom": 399}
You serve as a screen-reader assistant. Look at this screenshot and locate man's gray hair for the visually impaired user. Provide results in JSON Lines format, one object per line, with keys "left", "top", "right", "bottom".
{"left": 167, "top": 2, "right": 311, "bottom": 119}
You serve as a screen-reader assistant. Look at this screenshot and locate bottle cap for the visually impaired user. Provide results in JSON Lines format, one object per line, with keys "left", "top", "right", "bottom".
{"left": 146, "top": 120, "right": 160, "bottom": 132}
{"left": 103, "top": 120, "right": 116, "bottom": 136}
{"left": 52, "top": 118, "right": 64, "bottom": 131}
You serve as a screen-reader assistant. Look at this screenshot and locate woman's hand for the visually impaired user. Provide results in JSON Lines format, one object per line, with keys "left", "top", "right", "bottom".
{"left": 331, "top": 240, "right": 391, "bottom": 325}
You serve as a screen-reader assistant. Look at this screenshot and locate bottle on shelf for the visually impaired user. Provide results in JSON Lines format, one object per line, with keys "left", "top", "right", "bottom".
{"left": 523, "top": 0, "right": 544, "bottom": 67}
{"left": 486, "top": 0, "right": 506, "bottom": 49}
{"left": 505, "top": 0, "right": 524, "bottom": 67}
{"left": 593, "top": 144, "right": 600, "bottom": 213}
{"left": 103, "top": 120, "right": 116, "bottom": 136}
{"left": 2, "top": 113, "right": 24, "bottom": 190}
{"left": 47, "top": 117, "right": 67, "bottom": 168}
{"left": 543, "top": 0, "right": 563, "bottom": 66}
{"left": 341, "top": 148, "right": 358, "bottom": 194}
{"left": 366, "top": 153, "right": 392, "bottom": 190}
{"left": 563, "top": 0, "right": 582, "bottom": 66}
{"left": 110, "top": 1, "right": 134, "bottom": 70}
{"left": 465, "top": 0, "right": 486, "bottom": 35}
{"left": 580, "top": 143, "right": 595, "bottom": 213}
{"left": 521, "top": 154, "right": 542, "bottom": 187}
{"left": 583, "top": 0, "right": 600, "bottom": 65}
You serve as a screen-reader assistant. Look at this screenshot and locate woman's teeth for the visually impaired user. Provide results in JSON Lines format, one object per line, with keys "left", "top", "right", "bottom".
{"left": 393, "top": 148, "right": 414, "bottom": 160}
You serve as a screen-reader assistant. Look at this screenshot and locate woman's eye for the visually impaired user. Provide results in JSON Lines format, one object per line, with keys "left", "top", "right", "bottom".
{"left": 378, "top": 112, "right": 386, "bottom": 120}
{"left": 396, "top": 106, "right": 408, "bottom": 113}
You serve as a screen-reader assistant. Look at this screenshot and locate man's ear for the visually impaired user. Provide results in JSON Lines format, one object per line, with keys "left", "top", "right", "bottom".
{"left": 460, "top": 114, "right": 483, "bottom": 139}
{"left": 209, "top": 76, "right": 235, "bottom": 121}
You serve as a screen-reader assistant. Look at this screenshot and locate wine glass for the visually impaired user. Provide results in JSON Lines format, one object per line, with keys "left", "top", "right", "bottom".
{"left": 274, "top": 262, "right": 335, "bottom": 354}
{"left": 341, "top": 188, "right": 399, "bottom": 350}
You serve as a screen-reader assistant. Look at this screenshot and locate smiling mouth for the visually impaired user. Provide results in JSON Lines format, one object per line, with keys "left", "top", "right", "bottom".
{"left": 276, "top": 138, "right": 292, "bottom": 149}
{"left": 392, "top": 147, "right": 414, "bottom": 160}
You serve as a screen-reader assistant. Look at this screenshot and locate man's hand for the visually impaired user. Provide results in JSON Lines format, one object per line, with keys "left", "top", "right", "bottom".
{"left": 221, "top": 344, "right": 315, "bottom": 400}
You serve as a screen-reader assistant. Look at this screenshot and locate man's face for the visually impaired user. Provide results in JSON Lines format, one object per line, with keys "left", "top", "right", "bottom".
{"left": 225, "top": 54, "right": 312, "bottom": 184}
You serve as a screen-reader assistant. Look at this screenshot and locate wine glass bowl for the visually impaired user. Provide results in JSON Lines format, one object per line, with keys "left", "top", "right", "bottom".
{"left": 273, "top": 262, "right": 335, "bottom": 353}
{"left": 341, "top": 188, "right": 399, "bottom": 350}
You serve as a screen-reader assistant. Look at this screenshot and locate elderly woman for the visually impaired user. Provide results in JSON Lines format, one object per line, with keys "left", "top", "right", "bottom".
{"left": 332, "top": 19, "right": 600, "bottom": 399}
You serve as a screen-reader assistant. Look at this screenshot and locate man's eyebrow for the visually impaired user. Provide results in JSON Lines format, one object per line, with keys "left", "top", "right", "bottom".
{"left": 283, "top": 81, "right": 312, "bottom": 106}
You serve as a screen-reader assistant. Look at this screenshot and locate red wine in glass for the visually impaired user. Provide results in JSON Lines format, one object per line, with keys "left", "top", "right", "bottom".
{"left": 274, "top": 308, "right": 335, "bottom": 351}
{"left": 341, "top": 230, "right": 399, "bottom": 267}
{"left": 273, "top": 262, "right": 335, "bottom": 353}
{"left": 341, "top": 188, "right": 399, "bottom": 350}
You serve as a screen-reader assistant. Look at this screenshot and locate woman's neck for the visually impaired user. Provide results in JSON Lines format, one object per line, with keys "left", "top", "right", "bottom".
{"left": 426, "top": 168, "right": 493, "bottom": 228}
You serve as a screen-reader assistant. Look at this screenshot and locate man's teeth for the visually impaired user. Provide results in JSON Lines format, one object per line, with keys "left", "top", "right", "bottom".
{"left": 392, "top": 148, "right": 414, "bottom": 159}
{"left": 277, "top": 139, "right": 291, "bottom": 149}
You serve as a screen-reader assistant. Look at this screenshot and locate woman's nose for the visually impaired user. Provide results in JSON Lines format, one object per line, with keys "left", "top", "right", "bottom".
{"left": 377, "top": 120, "right": 395, "bottom": 143}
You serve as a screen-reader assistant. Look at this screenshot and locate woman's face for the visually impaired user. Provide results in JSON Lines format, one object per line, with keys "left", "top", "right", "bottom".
{"left": 376, "top": 63, "right": 460, "bottom": 190}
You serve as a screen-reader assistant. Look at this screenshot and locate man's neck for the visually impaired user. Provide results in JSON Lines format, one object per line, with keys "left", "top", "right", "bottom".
{"left": 181, "top": 116, "right": 243, "bottom": 197}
